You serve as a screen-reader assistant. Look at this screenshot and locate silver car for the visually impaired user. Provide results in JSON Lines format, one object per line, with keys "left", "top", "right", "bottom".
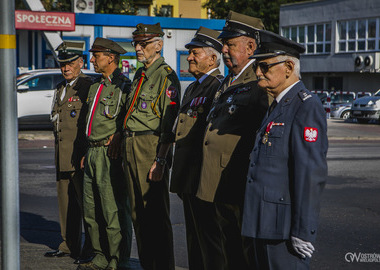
{"left": 351, "top": 89, "right": 380, "bottom": 123}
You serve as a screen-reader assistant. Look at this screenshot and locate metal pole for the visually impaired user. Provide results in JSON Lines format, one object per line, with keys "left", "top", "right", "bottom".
{"left": 0, "top": 0, "right": 20, "bottom": 269}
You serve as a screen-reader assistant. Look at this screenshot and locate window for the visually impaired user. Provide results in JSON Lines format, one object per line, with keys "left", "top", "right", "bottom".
{"left": 177, "top": 51, "right": 194, "bottom": 81}
{"left": 338, "top": 18, "right": 380, "bottom": 52}
{"left": 282, "top": 23, "right": 331, "bottom": 55}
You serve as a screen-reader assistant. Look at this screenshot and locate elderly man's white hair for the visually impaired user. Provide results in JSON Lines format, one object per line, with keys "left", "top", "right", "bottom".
{"left": 203, "top": 47, "right": 221, "bottom": 67}
{"left": 276, "top": 55, "right": 301, "bottom": 79}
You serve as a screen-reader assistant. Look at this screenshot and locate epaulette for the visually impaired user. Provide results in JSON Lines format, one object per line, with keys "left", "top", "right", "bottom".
{"left": 298, "top": 90, "right": 312, "bottom": 102}
{"left": 164, "top": 66, "right": 173, "bottom": 74}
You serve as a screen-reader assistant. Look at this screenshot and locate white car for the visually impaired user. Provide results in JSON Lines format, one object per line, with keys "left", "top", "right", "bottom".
{"left": 17, "top": 69, "right": 100, "bottom": 126}
{"left": 351, "top": 89, "right": 380, "bottom": 124}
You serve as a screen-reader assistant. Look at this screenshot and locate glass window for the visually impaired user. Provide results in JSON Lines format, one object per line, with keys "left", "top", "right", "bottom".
{"left": 291, "top": 27, "right": 297, "bottom": 41}
{"left": 299, "top": 27, "right": 305, "bottom": 43}
{"left": 316, "top": 44, "right": 323, "bottom": 53}
{"left": 368, "top": 19, "right": 376, "bottom": 38}
{"left": 348, "top": 41, "right": 355, "bottom": 51}
{"left": 317, "top": 24, "right": 324, "bottom": 42}
{"left": 358, "top": 20, "right": 366, "bottom": 39}
{"left": 358, "top": 40, "right": 365, "bottom": 50}
{"left": 325, "top": 43, "right": 331, "bottom": 52}
{"left": 307, "top": 25, "right": 315, "bottom": 42}
{"left": 325, "top": 24, "right": 331, "bottom": 41}
{"left": 338, "top": 22, "right": 346, "bottom": 39}
{"left": 307, "top": 44, "right": 314, "bottom": 53}
{"left": 339, "top": 42, "right": 346, "bottom": 52}
{"left": 348, "top": 21, "right": 356, "bottom": 39}
{"left": 368, "top": 40, "right": 375, "bottom": 50}
{"left": 282, "top": 27, "right": 290, "bottom": 39}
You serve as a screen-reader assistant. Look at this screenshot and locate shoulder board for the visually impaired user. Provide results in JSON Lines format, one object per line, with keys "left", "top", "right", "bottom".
{"left": 164, "top": 66, "right": 173, "bottom": 74}
{"left": 298, "top": 90, "right": 312, "bottom": 102}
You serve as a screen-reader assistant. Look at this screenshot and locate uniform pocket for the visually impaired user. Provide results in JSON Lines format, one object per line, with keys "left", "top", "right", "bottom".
{"left": 265, "top": 125, "right": 285, "bottom": 156}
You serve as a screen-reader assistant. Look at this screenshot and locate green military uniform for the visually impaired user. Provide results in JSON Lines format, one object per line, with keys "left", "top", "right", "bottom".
{"left": 170, "top": 27, "right": 226, "bottom": 270}
{"left": 84, "top": 67, "right": 132, "bottom": 269}
{"left": 48, "top": 41, "right": 93, "bottom": 260}
{"left": 52, "top": 72, "right": 93, "bottom": 257}
{"left": 122, "top": 24, "right": 180, "bottom": 270}
{"left": 196, "top": 11, "right": 270, "bottom": 270}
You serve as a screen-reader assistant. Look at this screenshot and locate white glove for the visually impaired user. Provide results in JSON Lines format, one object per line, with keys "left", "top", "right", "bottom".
{"left": 291, "top": 236, "right": 315, "bottom": 258}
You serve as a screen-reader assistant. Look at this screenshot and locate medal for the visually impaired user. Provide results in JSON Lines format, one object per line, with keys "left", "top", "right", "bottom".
{"left": 198, "top": 106, "right": 204, "bottom": 113}
{"left": 187, "top": 109, "right": 193, "bottom": 116}
{"left": 70, "top": 110, "right": 76, "bottom": 118}
{"left": 228, "top": 104, "right": 237, "bottom": 115}
{"left": 262, "top": 133, "right": 268, "bottom": 144}
{"left": 227, "top": 95, "right": 233, "bottom": 103}
{"left": 141, "top": 101, "right": 147, "bottom": 109}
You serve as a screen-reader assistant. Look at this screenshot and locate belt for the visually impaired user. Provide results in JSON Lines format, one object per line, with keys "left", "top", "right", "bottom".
{"left": 123, "top": 130, "right": 158, "bottom": 137}
{"left": 88, "top": 138, "right": 109, "bottom": 147}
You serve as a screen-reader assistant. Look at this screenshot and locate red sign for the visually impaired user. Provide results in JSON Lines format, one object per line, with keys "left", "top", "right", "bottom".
{"left": 15, "top": 10, "right": 75, "bottom": 31}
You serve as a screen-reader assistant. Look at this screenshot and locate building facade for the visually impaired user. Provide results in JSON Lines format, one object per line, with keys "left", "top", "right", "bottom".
{"left": 280, "top": 0, "right": 380, "bottom": 93}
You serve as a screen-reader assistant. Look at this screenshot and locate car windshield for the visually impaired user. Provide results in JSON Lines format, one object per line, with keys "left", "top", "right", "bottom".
{"left": 331, "top": 94, "right": 354, "bottom": 104}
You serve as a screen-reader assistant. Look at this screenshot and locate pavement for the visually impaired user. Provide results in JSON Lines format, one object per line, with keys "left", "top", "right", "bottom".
{"left": 11, "top": 118, "right": 380, "bottom": 269}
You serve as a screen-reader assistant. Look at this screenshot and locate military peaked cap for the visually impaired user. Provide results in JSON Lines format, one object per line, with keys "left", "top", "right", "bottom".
{"left": 251, "top": 30, "right": 306, "bottom": 59}
{"left": 56, "top": 41, "right": 84, "bottom": 63}
{"left": 218, "top": 11, "right": 265, "bottom": 40}
{"left": 185, "top": 26, "right": 223, "bottom": 53}
{"left": 89, "top": 37, "right": 127, "bottom": 54}
{"left": 133, "top": 23, "right": 165, "bottom": 41}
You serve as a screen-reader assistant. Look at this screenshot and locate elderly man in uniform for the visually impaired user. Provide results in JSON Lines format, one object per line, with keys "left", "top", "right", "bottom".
{"left": 196, "top": 11, "right": 270, "bottom": 270}
{"left": 45, "top": 41, "right": 93, "bottom": 264}
{"left": 242, "top": 30, "right": 328, "bottom": 270}
{"left": 170, "top": 27, "right": 224, "bottom": 270}
{"left": 122, "top": 23, "right": 180, "bottom": 270}
{"left": 77, "top": 38, "right": 132, "bottom": 270}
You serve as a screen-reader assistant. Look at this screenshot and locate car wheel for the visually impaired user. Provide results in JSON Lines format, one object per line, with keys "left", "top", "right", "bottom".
{"left": 357, "top": 119, "right": 369, "bottom": 124}
{"left": 341, "top": 110, "right": 350, "bottom": 119}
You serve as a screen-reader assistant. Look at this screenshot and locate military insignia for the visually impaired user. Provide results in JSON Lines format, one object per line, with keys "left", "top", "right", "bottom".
{"left": 149, "top": 84, "right": 155, "bottom": 90}
{"left": 228, "top": 104, "right": 237, "bottom": 115}
{"left": 190, "top": 97, "right": 207, "bottom": 107}
{"left": 70, "top": 110, "right": 76, "bottom": 118}
{"left": 102, "top": 98, "right": 107, "bottom": 101}
{"left": 227, "top": 95, "right": 233, "bottom": 103}
{"left": 299, "top": 91, "right": 312, "bottom": 101}
{"left": 198, "top": 106, "right": 204, "bottom": 113}
{"left": 166, "top": 85, "right": 177, "bottom": 99}
{"left": 187, "top": 109, "right": 193, "bottom": 116}
{"left": 141, "top": 101, "right": 147, "bottom": 109}
{"left": 110, "top": 92, "right": 114, "bottom": 96}
{"left": 164, "top": 66, "right": 172, "bottom": 73}
{"left": 262, "top": 133, "right": 268, "bottom": 144}
{"left": 235, "top": 87, "right": 249, "bottom": 94}
{"left": 68, "top": 103, "right": 72, "bottom": 108}
{"left": 192, "top": 111, "right": 198, "bottom": 118}
{"left": 304, "top": 127, "right": 318, "bottom": 142}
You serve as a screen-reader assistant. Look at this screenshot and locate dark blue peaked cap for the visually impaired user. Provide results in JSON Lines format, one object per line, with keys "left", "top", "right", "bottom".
{"left": 251, "top": 30, "right": 305, "bottom": 59}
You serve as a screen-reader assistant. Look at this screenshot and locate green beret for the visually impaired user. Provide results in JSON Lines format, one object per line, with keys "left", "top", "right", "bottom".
{"left": 133, "top": 23, "right": 165, "bottom": 41}
{"left": 55, "top": 41, "right": 84, "bottom": 63}
{"left": 218, "top": 11, "right": 265, "bottom": 40}
{"left": 185, "top": 27, "right": 223, "bottom": 53}
{"left": 89, "top": 37, "right": 127, "bottom": 54}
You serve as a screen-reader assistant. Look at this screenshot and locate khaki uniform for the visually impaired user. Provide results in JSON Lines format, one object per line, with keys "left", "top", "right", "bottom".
{"left": 83, "top": 68, "right": 132, "bottom": 269}
{"left": 171, "top": 69, "right": 226, "bottom": 270}
{"left": 123, "top": 57, "right": 180, "bottom": 270}
{"left": 197, "top": 62, "right": 270, "bottom": 269}
{"left": 51, "top": 72, "right": 92, "bottom": 257}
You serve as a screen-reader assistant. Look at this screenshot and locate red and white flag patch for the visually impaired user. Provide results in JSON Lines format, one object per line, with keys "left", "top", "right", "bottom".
{"left": 166, "top": 85, "right": 177, "bottom": 99}
{"left": 304, "top": 127, "right": 318, "bottom": 142}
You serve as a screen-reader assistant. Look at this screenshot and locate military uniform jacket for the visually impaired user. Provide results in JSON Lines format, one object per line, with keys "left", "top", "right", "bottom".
{"left": 125, "top": 57, "right": 180, "bottom": 144}
{"left": 86, "top": 68, "right": 131, "bottom": 142}
{"left": 241, "top": 81, "right": 328, "bottom": 243}
{"left": 196, "top": 63, "right": 269, "bottom": 205}
{"left": 52, "top": 72, "right": 93, "bottom": 172}
{"left": 170, "top": 69, "right": 223, "bottom": 194}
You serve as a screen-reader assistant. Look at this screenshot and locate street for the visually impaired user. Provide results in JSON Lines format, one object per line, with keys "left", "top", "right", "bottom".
{"left": 4, "top": 119, "right": 380, "bottom": 269}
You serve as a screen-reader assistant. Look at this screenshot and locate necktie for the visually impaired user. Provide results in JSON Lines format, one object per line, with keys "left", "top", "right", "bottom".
{"left": 87, "top": 81, "right": 105, "bottom": 136}
{"left": 268, "top": 100, "right": 278, "bottom": 115}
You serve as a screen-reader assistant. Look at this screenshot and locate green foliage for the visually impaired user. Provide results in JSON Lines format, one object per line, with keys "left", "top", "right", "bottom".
{"left": 96, "top": 0, "right": 136, "bottom": 15}
{"left": 203, "top": 0, "right": 304, "bottom": 33}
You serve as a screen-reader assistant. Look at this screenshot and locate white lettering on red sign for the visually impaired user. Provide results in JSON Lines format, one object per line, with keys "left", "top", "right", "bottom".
{"left": 15, "top": 10, "right": 75, "bottom": 31}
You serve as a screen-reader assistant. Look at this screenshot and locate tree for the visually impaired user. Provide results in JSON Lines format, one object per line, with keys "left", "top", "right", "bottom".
{"left": 16, "top": 0, "right": 136, "bottom": 15}
{"left": 203, "top": 0, "right": 304, "bottom": 33}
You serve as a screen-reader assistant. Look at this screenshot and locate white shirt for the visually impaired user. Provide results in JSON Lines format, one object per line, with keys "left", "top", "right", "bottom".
{"left": 276, "top": 81, "right": 300, "bottom": 103}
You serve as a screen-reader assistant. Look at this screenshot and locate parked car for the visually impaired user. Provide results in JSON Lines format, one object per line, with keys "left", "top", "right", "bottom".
{"left": 351, "top": 89, "right": 380, "bottom": 123}
{"left": 17, "top": 69, "right": 101, "bottom": 127}
{"left": 329, "top": 91, "right": 356, "bottom": 119}
{"left": 356, "top": 91, "right": 372, "bottom": 99}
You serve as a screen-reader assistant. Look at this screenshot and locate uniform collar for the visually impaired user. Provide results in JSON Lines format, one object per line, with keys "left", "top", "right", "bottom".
{"left": 102, "top": 68, "right": 121, "bottom": 86}
{"left": 143, "top": 57, "right": 165, "bottom": 79}
{"left": 198, "top": 67, "right": 218, "bottom": 84}
{"left": 276, "top": 80, "right": 300, "bottom": 102}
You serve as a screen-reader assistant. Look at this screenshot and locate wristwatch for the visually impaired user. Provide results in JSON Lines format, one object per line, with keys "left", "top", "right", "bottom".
{"left": 155, "top": 156, "right": 167, "bottom": 166}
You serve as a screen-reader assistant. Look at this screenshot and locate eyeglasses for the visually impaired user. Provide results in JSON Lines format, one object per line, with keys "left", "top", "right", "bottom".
{"left": 131, "top": 40, "right": 157, "bottom": 48}
{"left": 255, "top": 60, "right": 286, "bottom": 73}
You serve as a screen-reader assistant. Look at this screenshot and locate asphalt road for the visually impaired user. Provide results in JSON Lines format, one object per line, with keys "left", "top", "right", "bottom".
{"left": 2, "top": 118, "right": 380, "bottom": 269}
